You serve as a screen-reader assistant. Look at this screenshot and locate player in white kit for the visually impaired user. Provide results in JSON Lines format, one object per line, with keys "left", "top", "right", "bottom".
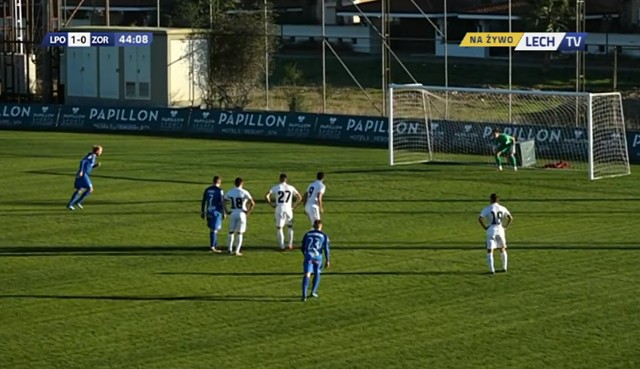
{"left": 223, "top": 177, "right": 255, "bottom": 256}
{"left": 265, "top": 173, "right": 302, "bottom": 251}
{"left": 303, "top": 172, "right": 326, "bottom": 226}
{"left": 478, "top": 193, "right": 513, "bottom": 274}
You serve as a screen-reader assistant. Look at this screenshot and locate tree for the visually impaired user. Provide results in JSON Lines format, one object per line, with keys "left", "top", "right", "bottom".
{"left": 164, "top": 0, "right": 243, "bottom": 27}
{"left": 525, "top": 0, "right": 573, "bottom": 72}
{"left": 161, "top": 0, "right": 277, "bottom": 108}
{"left": 526, "top": 0, "right": 572, "bottom": 32}
{"left": 184, "top": 0, "right": 277, "bottom": 109}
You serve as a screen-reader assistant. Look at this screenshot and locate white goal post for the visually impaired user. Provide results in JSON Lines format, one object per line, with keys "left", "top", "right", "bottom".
{"left": 388, "top": 84, "right": 631, "bottom": 180}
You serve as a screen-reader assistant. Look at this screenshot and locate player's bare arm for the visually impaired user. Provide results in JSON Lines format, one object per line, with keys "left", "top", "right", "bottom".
{"left": 478, "top": 216, "right": 488, "bottom": 230}
{"left": 200, "top": 191, "right": 207, "bottom": 220}
{"left": 318, "top": 193, "right": 324, "bottom": 213}
{"left": 223, "top": 198, "right": 230, "bottom": 215}
{"left": 264, "top": 191, "right": 275, "bottom": 208}
{"left": 293, "top": 191, "right": 303, "bottom": 210}
{"left": 246, "top": 198, "right": 256, "bottom": 215}
{"left": 504, "top": 214, "right": 513, "bottom": 228}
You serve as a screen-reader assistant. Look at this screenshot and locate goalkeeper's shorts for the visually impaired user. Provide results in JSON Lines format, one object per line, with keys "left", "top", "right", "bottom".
{"left": 497, "top": 143, "right": 515, "bottom": 155}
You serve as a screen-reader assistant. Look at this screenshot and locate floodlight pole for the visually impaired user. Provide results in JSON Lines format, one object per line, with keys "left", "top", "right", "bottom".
{"left": 322, "top": 0, "right": 326, "bottom": 113}
{"left": 264, "top": 0, "right": 269, "bottom": 109}
{"left": 209, "top": 0, "right": 213, "bottom": 27}
{"left": 102, "top": 0, "right": 109, "bottom": 25}
{"left": 575, "top": 0, "right": 585, "bottom": 126}
{"left": 444, "top": 0, "right": 449, "bottom": 118}
{"left": 508, "top": 0, "right": 512, "bottom": 122}
{"left": 381, "top": 0, "right": 390, "bottom": 116}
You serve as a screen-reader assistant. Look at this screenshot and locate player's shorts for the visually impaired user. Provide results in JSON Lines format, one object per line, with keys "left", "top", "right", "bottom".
{"left": 497, "top": 143, "right": 516, "bottom": 156}
{"left": 228, "top": 211, "right": 247, "bottom": 233}
{"left": 303, "top": 256, "right": 323, "bottom": 274}
{"left": 275, "top": 209, "right": 294, "bottom": 228}
{"left": 305, "top": 205, "right": 321, "bottom": 225}
{"left": 207, "top": 211, "right": 223, "bottom": 231}
{"left": 74, "top": 175, "right": 92, "bottom": 190}
{"left": 486, "top": 228, "right": 507, "bottom": 250}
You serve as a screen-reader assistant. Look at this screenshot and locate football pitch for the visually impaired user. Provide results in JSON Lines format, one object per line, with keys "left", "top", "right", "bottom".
{"left": 0, "top": 131, "right": 638, "bottom": 369}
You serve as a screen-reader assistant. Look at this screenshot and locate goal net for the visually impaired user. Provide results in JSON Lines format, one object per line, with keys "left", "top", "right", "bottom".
{"left": 388, "top": 84, "right": 631, "bottom": 180}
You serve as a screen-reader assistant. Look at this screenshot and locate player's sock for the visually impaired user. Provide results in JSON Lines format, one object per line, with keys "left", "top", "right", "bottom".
{"left": 67, "top": 190, "right": 81, "bottom": 207}
{"left": 228, "top": 233, "right": 235, "bottom": 253}
{"left": 509, "top": 155, "right": 517, "bottom": 168}
{"left": 287, "top": 227, "right": 294, "bottom": 248}
{"left": 210, "top": 231, "right": 218, "bottom": 248}
{"left": 501, "top": 251, "right": 508, "bottom": 271}
{"left": 277, "top": 229, "right": 285, "bottom": 249}
{"left": 487, "top": 253, "right": 495, "bottom": 273}
{"left": 76, "top": 190, "right": 91, "bottom": 205}
{"left": 302, "top": 275, "right": 310, "bottom": 299}
{"left": 495, "top": 155, "right": 503, "bottom": 166}
{"left": 236, "top": 234, "right": 244, "bottom": 254}
{"left": 311, "top": 273, "right": 321, "bottom": 296}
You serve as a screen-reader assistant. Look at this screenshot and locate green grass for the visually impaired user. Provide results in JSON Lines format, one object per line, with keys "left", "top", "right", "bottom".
{"left": 1, "top": 131, "right": 639, "bottom": 369}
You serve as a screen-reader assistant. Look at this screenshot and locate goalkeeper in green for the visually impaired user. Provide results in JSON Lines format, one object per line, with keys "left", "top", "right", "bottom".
{"left": 492, "top": 128, "right": 517, "bottom": 171}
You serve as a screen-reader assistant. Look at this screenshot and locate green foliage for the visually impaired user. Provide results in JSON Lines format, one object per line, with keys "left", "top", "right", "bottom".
{"left": 163, "top": 0, "right": 241, "bottom": 27}
{"left": 163, "top": 0, "right": 279, "bottom": 109}
{"left": 282, "top": 62, "right": 307, "bottom": 111}
{"left": 1, "top": 131, "right": 640, "bottom": 369}
{"left": 183, "top": 1, "right": 279, "bottom": 109}
{"left": 526, "top": 0, "right": 573, "bottom": 32}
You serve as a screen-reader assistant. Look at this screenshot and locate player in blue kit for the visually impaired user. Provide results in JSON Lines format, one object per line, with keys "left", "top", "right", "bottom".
{"left": 201, "top": 176, "right": 225, "bottom": 253}
{"left": 67, "top": 145, "right": 103, "bottom": 210}
{"left": 300, "top": 220, "right": 331, "bottom": 302}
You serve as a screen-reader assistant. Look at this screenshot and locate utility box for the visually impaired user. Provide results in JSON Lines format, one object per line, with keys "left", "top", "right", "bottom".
{"left": 60, "top": 26, "right": 209, "bottom": 107}
{"left": 516, "top": 139, "right": 536, "bottom": 168}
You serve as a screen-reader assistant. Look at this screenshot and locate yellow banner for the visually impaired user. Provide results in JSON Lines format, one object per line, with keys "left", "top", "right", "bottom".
{"left": 459, "top": 32, "right": 524, "bottom": 47}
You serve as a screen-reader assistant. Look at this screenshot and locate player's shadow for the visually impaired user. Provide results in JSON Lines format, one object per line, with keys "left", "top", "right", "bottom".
{"left": 337, "top": 209, "right": 638, "bottom": 215}
{"left": 329, "top": 197, "right": 640, "bottom": 203}
{"left": 1, "top": 244, "right": 639, "bottom": 258}
{"left": 25, "top": 170, "right": 203, "bottom": 185}
{"left": 157, "top": 271, "right": 483, "bottom": 277}
{"left": 0, "top": 199, "right": 197, "bottom": 207}
{"left": 0, "top": 294, "right": 300, "bottom": 303}
{"left": 330, "top": 164, "right": 488, "bottom": 175}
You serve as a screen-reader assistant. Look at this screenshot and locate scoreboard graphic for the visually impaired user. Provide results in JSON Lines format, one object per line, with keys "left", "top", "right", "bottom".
{"left": 42, "top": 32, "right": 153, "bottom": 47}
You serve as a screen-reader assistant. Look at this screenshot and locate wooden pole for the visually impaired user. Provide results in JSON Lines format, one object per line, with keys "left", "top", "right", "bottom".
{"left": 105, "top": 0, "right": 109, "bottom": 26}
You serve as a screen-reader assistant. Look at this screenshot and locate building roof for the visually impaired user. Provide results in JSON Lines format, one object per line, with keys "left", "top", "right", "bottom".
{"left": 61, "top": 0, "right": 157, "bottom": 7}
{"left": 238, "top": 0, "right": 303, "bottom": 10}
{"left": 460, "top": 0, "right": 618, "bottom": 15}
{"left": 338, "top": 0, "right": 619, "bottom": 17}
{"left": 338, "top": 0, "right": 478, "bottom": 14}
